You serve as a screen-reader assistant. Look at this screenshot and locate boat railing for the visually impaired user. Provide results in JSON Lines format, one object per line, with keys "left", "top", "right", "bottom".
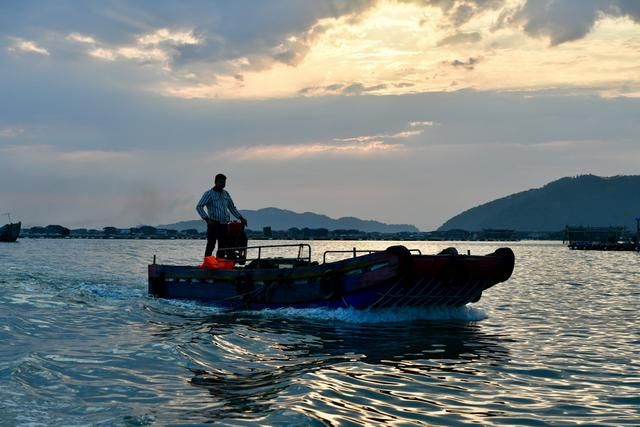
{"left": 220, "top": 243, "right": 312, "bottom": 266}
{"left": 151, "top": 243, "right": 425, "bottom": 267}
{"left": 322, "top": 248, "right": 422, "bottom": 264}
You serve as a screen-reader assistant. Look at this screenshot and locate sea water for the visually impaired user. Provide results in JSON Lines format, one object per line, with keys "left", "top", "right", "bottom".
{"left": 0, "top": 239, "right": 638, "bottom": 426}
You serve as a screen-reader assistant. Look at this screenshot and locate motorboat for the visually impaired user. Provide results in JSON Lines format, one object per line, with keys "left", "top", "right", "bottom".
{"left": 148, "top": 244, "right": 515, "bottom": 310}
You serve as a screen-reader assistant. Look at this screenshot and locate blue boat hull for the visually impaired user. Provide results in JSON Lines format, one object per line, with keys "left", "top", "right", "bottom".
{"left": 148, "top": 247, "right": 515, "bottom": 310}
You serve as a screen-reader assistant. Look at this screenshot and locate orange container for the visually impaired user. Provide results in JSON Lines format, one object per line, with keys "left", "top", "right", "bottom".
{"left": 199, "top": 256, "right": 236, "bottom": 270}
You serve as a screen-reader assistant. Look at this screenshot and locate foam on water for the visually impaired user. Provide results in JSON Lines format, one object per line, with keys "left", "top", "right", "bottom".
{"left": 77, "top": 282, "right": 145, "bottom": 300}
{"left": 158, "top": 298, "right": 227, "bottom": 315}
{"left": 152, "top": 298, "right": 488, "bottom": 323}
{"left": 252, "top": 305, "right": 488, "bottom": 324}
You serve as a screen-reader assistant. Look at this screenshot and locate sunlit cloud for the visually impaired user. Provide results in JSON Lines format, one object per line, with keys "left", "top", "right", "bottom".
{"left": 335, "top": 130, "right": 422, "bottom": 143}
{"left": 5, "top": 1, "right": 639, "bottom": 100}
{"left": 83, "top": 28, "right": 200, "bottom": 68}
{"left": 220, "top": 140, "right": 405, "bottom": 161}
{"left": 409, "top": 121, "right": 436, "bottom": 127}
{"left": 437, "top": 31, "right": 482, "bottom": 46}
{"left": 116, "top": 46, "right": 167, "bottom": 62}
{"left": 155, "top": 1, "right": 640, "bottom": 99}
{"left": 7, "top": 37, "right": 49, "bottom": 56}
{"left": 448, "top": 57, "right": 481, "bottom": 70}
{"left": 90, "top": 44, "right": 168, "bottom": 66}
{"left": 333, "top": 120, "right": 433, "bottom": 144}
{"left": 66, "top": 33, "right": 96, "bottom": 44}
{"left": 89, "top": 48, "right": 117, "bottom": 61}
{"left": 137, "top": 28, "right": 199, "bottom": 46}
{"left": 56, "top": 150, "right": 135, "bottom": 163}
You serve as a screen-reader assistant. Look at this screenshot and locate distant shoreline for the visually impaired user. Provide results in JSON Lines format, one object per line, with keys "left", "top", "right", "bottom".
{"left": 17, "top": 235, "right": 543, "bottom": 242}
{"left": 18, "top": 225, "right": 566, "bottom": 242}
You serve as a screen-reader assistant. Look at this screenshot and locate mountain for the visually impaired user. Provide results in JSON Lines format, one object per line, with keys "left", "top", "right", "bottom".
{"left": 439, "top": 175, "right": 640, "bottom": 232}
{"left": 159, "top": 207, "right": 419, "bottom": 233}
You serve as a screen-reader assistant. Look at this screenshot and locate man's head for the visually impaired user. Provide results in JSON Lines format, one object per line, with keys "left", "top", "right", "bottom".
{"left": 214, "top": 173, "right": 227, "bottom": 190}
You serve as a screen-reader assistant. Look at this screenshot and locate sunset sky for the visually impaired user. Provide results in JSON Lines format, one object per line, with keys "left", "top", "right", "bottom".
{"left": 1, "top": 0, "right": 639, "bottom": 230}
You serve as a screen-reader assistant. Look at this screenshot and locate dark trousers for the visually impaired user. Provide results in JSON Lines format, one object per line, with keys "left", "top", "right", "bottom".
{"left": 205, "top": 221, "right": 228, "bottom": 257}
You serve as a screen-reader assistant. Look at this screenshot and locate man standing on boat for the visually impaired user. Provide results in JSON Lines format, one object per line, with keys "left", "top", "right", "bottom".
{"left": 196, "top": 174, "right": 248, "bottom": 257}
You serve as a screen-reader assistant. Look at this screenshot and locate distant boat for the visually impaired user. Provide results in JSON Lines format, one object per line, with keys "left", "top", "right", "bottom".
{"left": 149, "top": 244, "right": 515, "bottom": 310}
{"left": 0, "top": 221, "right": 21, "bottom": 242}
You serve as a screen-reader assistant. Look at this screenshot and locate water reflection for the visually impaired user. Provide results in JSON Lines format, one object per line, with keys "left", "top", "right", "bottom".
{"left": 176, "top": 314, "right": 511, "bottom": 421}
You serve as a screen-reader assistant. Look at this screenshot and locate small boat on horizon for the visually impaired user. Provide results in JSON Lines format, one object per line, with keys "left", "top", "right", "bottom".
{"left": 148, "top": 244, "right": 515, "bottom": 311}
{"left": 0, "top": 214, "right": 21, "bottom": 242}
{"left": 0, "top": 223, "right": 21, "bottom": 242}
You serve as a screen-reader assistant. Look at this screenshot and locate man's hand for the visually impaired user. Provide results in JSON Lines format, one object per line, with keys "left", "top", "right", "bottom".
{"left": 240, "top": 217, "right": 248, "bottom": 227}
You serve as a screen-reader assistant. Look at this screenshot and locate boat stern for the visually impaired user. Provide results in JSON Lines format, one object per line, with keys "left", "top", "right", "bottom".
{"left": 148, "top": 263, "right": 166, "bottom": 297}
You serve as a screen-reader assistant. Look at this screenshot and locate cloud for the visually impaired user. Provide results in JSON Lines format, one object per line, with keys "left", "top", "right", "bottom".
{"left": 136, "top": 28, "right": 199, "bottom": 46}
{"left": 299, "top": 83, "right": 346, "bottom": 96}
{"left": 409, "top": 121, "right": 436, "bottom": 127}
{"left": 0, "top": 1, "right": 378, "bottom": 78}
{"left": 3, "top": 0, "right": 638, "bottom": 101}
{"left": 221, "top": 120, "right": 433, "bottom": 161}
{"left": 66, "top": 33, "right": 96, "bottom": 44}
{"left": 405, "top": 0, "right": 508, "bottom": 26}
{"left": 448, "top": 57, "right": 480, "bottom": 70}
{"left": 220, "top": 140, "right": 405, "bottom": 161}
{"left": 298, "top": 82, "right": 390, "bottom": 97}
{"left": 334, "top": 130, "right": 423, "bottom": 143}
{"left": 7, "top": 37, "right": 49, "bottom": 56}
{"left": 437, "top": 31, "right": 481, "bottom": 46}
{"left": 56, "top": 149, "right": 135, "bottom": 163}
{"left": 65, "top": 27, "right": 201, "bottom": 68}
{"left": 512, "top": 0, "right": 640, "bottom": 46}
{"left": 342, "top": 83, "right": 388, "bottom": 96}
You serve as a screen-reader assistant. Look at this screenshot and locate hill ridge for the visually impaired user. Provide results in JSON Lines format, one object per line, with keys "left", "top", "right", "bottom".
{"left": 159, "top": 207, "right": 419, "bottom": 233}
{"left": 439, "top": 174, "right": 640, "bottom": 232}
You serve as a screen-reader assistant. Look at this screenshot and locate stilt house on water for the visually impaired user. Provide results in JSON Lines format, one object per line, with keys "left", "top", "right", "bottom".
{"left": 564, "top": 218, "right": 640, "bottom": 251}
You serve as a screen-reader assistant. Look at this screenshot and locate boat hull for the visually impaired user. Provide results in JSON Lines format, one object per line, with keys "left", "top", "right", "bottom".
{"left": 148, "top": 247, "right": 515, "bottom": 310}
{"left": 0, "top": 222, "right": 21, "bottom": 242}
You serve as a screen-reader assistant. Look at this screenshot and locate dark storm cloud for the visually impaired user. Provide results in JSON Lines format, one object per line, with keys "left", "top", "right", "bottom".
{"left": 512, "top": 0, "right": 640, "bottom": 46}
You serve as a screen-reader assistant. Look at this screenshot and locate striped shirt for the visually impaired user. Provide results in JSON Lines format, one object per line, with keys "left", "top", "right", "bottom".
{"left": 196, "top": 189, "right": 243, "bottom": 223}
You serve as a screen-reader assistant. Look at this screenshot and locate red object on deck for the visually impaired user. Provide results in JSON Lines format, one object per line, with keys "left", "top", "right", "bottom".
{"left": 199, "top": 256, "right": 235, "bottom": 270}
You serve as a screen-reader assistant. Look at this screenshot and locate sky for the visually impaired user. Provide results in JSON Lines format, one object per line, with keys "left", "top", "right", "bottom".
{"left": 1, "top": 0, "right": 639, "bottom": 231}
